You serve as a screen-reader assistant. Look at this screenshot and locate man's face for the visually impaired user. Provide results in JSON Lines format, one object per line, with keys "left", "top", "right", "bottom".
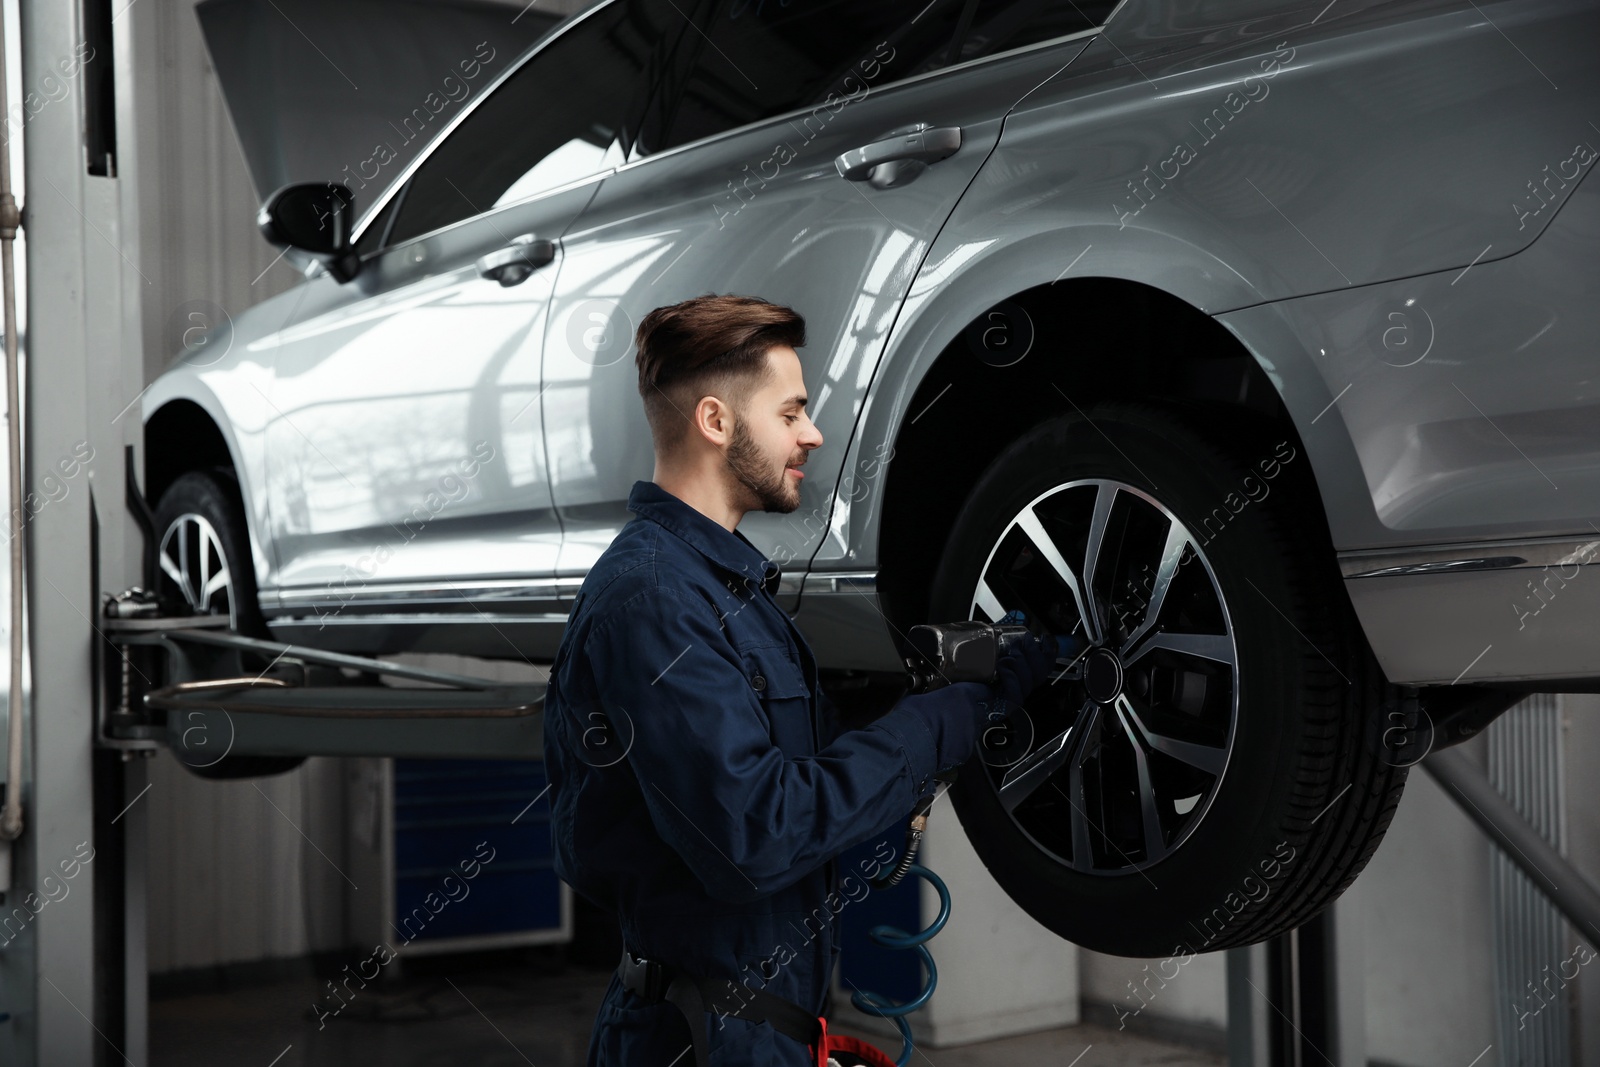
{"left": 724, "top": 345, "right": 823, "bottom": 515}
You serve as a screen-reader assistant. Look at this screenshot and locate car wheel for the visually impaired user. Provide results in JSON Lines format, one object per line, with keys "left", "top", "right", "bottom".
{"left": 152, "top": 470, "right": 306, "bottom": 780}
{"left": 930, "top": 403, "right": 1409, "bottom": 957}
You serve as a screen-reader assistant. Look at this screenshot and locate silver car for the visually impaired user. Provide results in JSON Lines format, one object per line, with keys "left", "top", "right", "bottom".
{"left": 142, "top": 0, "right": 1600, "bottom": 956}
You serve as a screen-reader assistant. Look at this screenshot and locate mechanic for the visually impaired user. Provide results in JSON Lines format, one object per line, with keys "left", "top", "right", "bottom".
{"left": 543, "top": 293, "right": 1055, "bottom": 1067}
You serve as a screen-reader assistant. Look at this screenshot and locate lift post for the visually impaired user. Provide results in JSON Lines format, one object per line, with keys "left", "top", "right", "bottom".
{"left": 1227, "top": 888, "right": 1366, "bottom": 1067}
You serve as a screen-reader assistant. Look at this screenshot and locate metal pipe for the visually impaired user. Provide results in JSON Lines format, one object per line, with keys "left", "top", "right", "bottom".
{"left": 0, "top": 0, "right": 25, "bottom": 845}
{"left": 1422, "top": 746, "right": 1600, "bottom": 951}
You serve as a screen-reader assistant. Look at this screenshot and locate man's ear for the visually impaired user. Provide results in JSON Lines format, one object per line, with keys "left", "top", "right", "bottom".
{"left": 694, "top": 394, "right": 733, "bottom": 446}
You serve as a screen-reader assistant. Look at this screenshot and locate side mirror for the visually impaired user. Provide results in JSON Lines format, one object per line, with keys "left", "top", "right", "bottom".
{"left": 257, "top": 182, "right": 361, "bottom": 283}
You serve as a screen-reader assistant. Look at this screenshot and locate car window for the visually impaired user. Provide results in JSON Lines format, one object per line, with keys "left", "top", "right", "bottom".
{"left": 386, "top": 0, "right": 674, "bottom": 246}
{"left": 354, "top": 192, "right": 399, "bottom": 258}
{"left": 640, "top": 0, "right": 976, "bottom": 157}
{"left": 950, "top": 0, "right": 1117, "bottom": 64}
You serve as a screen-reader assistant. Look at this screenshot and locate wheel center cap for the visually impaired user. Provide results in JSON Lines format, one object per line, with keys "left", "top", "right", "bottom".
{"left": 1083, "top": 648, "right": 1124, "bottom": 704}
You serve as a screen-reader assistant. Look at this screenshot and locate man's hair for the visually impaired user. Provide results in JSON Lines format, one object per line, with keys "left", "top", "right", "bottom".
{"left": 635, "top": 294, "right": 806, "bottom": 453}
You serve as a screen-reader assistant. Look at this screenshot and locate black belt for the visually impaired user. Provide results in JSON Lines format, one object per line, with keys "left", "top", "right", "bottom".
{"left": 616, "top": 947, "right": 823, "bottom": 1066}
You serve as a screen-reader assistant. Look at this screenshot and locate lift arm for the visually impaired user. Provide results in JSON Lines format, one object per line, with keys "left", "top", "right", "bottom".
{"left": 1422, "top": 747, "right": 1600, "bottom": 950}
{"left": 101, "top": 588, "right": 548, "bottom": 761}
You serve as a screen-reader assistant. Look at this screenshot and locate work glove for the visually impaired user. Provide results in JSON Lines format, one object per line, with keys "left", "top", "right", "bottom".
{"left": 894, "top": 681, "right": 995, "bottom": 774}
{"left": 989, "top": 629, "right": 1057, "bottom": 722}
{"left": 894, "top": 629, "right": 1058, "bottom": 773}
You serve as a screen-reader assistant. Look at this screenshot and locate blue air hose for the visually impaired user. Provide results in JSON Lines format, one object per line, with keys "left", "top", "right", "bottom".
{"left": 850, "top": 861, "right": 951, "bottom": 1067}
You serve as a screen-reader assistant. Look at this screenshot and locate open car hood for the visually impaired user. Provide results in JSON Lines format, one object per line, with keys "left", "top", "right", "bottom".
{"left": 195, "top": 0, "right": 567, "bottom": 216}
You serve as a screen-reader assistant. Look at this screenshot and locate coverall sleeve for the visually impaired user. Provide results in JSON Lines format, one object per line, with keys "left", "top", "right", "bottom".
{"left": 816, "top": 683, "right": 847, "bottom": 750}
{"left": 582, "top": 585, "right": 943, "bottom": 904}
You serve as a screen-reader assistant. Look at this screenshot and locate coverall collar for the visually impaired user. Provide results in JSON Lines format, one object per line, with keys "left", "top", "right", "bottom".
{"left": 627, "top": 480, "right": 783, "bottom": 596}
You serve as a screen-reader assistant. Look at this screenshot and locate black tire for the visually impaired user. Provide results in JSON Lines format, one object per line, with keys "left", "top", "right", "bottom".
{"left": 931, "top": 403, "right": 1409, "bottom": 957}
{"left": 152, "top": 470, "right": 307, "bottom": 780}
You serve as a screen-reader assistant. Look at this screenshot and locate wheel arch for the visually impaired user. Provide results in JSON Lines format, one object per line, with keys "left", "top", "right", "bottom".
{"left": 871, "top": 275, "right": 1338, "bottom": 638}
{"left": 145, "top": 398, "right": 233, "bottom": 504}
{"left": 143, "top": 394, "right": 275, "bottom": 603}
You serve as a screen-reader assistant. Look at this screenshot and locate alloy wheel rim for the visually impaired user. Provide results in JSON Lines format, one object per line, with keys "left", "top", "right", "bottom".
{"left": 158, "top": 512, "right": 238, "bottom": 631}
{"left": 968, "top": 478, "right": 1238, "bottom": 876}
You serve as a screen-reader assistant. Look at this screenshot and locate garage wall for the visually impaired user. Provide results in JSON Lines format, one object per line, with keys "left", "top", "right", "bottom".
{"left": 1079, "top": 947, "right": 1229, "bottom": 1036}
{"left": 1358, "top": 742, "right": 1497, "bottom": 1067}
{"left": 1558, "top": 695, "right": 1600, "bottom": 1067}
{"left": 130, "top": 0, "right": 301, "bottom": 389}
{"left": 145, "top": 753, "right": 352, "bottom": 971}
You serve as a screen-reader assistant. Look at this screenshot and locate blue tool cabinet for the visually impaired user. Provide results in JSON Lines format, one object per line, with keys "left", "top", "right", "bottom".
{"left": 352, "top": 757, "right": 571, "bottom": 957}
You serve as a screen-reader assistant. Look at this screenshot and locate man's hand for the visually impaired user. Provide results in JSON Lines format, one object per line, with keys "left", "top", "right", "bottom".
{"left": 989, "top": 631, "right": 1056, "bottom": 721}
{"left": 896, "top": 631, "right": 1056, "bottom": 776}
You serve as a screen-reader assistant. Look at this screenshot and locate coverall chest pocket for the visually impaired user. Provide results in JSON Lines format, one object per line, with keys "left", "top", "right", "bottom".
{"left": 740, "top": 644, "right": 813, "bottom": 759}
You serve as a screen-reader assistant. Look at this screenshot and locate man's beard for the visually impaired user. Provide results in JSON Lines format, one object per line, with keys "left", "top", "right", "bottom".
{"left": 725, "top": 416, "right": 801, "bottom": 514}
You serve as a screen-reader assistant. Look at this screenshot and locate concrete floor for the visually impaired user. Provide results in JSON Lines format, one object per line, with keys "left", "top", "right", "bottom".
{"left": 149, "top": 953, "right": 1224, "bottom": 1067}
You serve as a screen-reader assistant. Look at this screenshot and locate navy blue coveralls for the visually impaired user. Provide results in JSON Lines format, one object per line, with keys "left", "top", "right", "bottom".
{"left": 544, "top": 481, "right": 952, "bottom": 1066}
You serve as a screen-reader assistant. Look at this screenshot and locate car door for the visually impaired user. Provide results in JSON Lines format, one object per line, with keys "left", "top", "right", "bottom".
{"left": 543, "top": 0, "right": 1106, "bottom": 594}
{"left": 260, "top": 0, "right": 690, "bottom": 659}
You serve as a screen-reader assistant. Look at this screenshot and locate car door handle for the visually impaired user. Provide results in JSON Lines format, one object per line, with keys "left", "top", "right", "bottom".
{"left": 476, "top": 234, "right": 556, "bottom": 287}
{"left": 834, "top": 125, "right": 962, "bottom": 182}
